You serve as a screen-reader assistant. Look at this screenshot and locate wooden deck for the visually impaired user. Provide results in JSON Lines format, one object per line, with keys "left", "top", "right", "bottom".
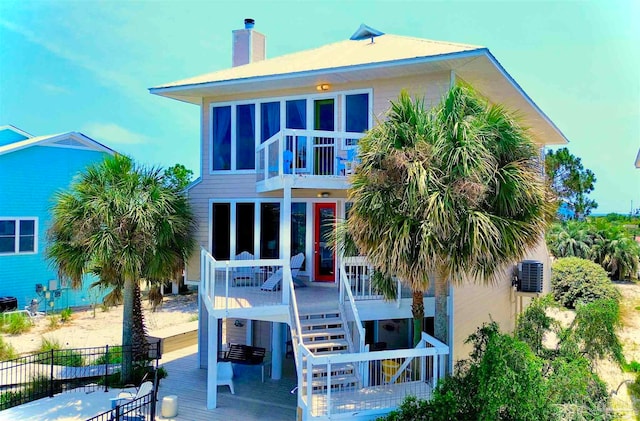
{"left": 156, "top": 345, "right": 297, "bottom": 420}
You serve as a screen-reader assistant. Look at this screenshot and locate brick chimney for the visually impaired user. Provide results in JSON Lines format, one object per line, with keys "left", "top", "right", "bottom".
{"left": 232, "top": 18, "right": 266, "bottom": 67}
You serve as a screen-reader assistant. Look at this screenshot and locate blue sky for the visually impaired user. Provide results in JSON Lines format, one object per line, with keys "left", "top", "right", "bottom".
{"left": 1, "top": 0, "right": 638, "bottom": 214}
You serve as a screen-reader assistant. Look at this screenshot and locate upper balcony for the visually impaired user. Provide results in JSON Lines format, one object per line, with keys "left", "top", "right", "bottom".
{"left": 256, "top": 129, "right": 363, "bottom": 193}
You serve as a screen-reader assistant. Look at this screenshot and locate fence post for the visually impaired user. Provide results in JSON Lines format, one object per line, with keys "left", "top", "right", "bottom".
{"left": 49, "top": 349, "right": 54, "bottom": 398}
{"left": 104, "top": 345, "right": 109, "bottom": 392}
{"left": 114, "top": 403, "right": 120, "bottom": 421}
{"left": 150, "top": 340, "right": 159, "bottom": 420}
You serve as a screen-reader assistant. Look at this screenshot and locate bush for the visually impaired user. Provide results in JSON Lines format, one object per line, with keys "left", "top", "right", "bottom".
{"left": 0, "top": 336, "right": 17, "bottom": 361}
{"left": 2, "top": 313, "right": 33, "bottom": 335}
{"left": 551, "top": 257, "right": 620, "bottom": 308}
{"left": 95, "top": 346, "right": 123, "bottom": 365}
{"left": 37, "top": 338, "right": 84, "bottom": 367}
{"left": 60, "top": 308, "right": 72, "bottom": 323}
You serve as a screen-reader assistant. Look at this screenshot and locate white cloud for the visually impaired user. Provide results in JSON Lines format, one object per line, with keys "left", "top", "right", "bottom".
{"left": 83, "top": 123, "right": 147, "bottom": 145}
{"left": 39, "top": 83, "right": 70, "bottom": 94}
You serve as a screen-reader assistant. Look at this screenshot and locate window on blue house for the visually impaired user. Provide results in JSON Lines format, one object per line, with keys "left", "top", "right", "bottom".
{"left": 0, "top": 218, "right": 36, "bottom": 254}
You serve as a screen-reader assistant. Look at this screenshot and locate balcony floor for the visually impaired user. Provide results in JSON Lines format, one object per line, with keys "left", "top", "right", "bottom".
{"left": 212, "top": 283, "right": 341, "bottom": 315}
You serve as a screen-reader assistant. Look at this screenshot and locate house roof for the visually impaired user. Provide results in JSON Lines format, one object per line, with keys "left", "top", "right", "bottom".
{"left": 0, "top": 125, "right": 34, "bottom": 139}
{"left": 153, "top": 34, "right": 480, "bottom": 91}
{"left": 0, "top": 131, "right": 116, "bottom": 156}
{"left": 150, "top": 31, "right": 569, "bottom": 146}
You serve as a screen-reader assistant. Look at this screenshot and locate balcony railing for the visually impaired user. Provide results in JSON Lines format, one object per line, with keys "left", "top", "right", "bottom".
{"left": 256, "top": 129, "right": 363, "bottom": 184}
{"left": 339, "top": 265, "right": 367, "bottom": 354}
{"left": 342, "top": 257, "right": 434, "bottom": 303}
{"left": 297, "top": 332, "right": 449, "bottom": 419}
{"left": 200, "top": 249, "right": 289, "bottom": 313}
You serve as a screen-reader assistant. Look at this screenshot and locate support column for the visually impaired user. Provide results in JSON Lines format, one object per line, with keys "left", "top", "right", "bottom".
{"left": 281, "top": 178, "right": 292, "bottom": 261}
{"left": 246, "top": 319, "right": 253, "bottom": 346}
{"left": 206, "top": 314, "right": 219, "bottom": 409}
{"left": 271, "top": 322, "right": 283, "bottom": 380}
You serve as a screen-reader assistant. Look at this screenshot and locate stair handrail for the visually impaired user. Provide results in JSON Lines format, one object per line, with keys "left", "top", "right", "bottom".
{"left": 339, "top": 262, "right": 366, "bottom": 353}
{"left": 286, "top": 267, "right": 312, "bottom": 359}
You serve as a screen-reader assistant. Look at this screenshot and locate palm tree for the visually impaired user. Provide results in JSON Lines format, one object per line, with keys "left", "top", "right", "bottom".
{"left": 347, "top": 86, "right": 549, "bottom": 346}
{"left": 47, "top": 155, "right": 195, "bottom": 382}
{"left": 546, "top": 220, "right": 592, "bottom": 258}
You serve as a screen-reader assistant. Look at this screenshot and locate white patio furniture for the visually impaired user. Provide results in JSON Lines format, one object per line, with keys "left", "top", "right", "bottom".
{"left": 232, "top": 251, "right": 255, "bottom": 286}
{"left": 260, "top": 253, "right": 305, "bottom": 291}
{"left": 217, "top": 361, "right": 235, "bottom": 394}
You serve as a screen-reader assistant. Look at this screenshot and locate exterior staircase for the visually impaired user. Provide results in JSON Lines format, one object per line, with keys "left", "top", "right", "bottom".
{"left": 298, "top": 309, "right": 359, "bottom": 392}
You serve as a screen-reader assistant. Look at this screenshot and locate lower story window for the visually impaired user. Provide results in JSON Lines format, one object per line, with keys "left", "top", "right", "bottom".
{"left": 0, "top": 218, "right": 37, "bottom": 254}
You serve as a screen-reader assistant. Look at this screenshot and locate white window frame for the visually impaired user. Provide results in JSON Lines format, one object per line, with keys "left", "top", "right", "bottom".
{"left": 208, "top": 88, "right": 373, "bottom": 175}
{"left": 340, "top": 88, "right": 373, "bottom": 149}
{"left": 0, "top": 217, "right": 38, "bottom": 255}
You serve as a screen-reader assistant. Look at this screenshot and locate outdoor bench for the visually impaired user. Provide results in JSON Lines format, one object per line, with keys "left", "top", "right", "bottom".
{"left": 220, "top": 344, "right": 270, "bottom": 382}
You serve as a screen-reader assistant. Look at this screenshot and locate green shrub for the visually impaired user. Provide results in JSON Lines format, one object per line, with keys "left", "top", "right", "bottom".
{"left": 47, "top": 315, "right": 60, "bottom": 330}
{"left": 623, "top": 360, "right": 640, "bottom": 373}
{"left": 37, "top": 338, "right": 84, "bottom": 367}
{"left": 551, "top": 257, "right": 620, "bottom": 308}
{"left": 60, "top": 308, "right": 72, "bottom": 323}
{"left": 2, "top": 313, "right": 33, "bottom": 335}
{"left": 0, "top": 336, "right": 18, "bottom": 361}
{"left": 95, "top": 346, "right": 123, "bottom": 365}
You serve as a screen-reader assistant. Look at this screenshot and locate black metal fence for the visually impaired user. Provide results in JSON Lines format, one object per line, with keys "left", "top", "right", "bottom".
{"left": 85, "top": 391, "right": 155, "bottom": 421}
{"left": 0, "top": 342, "right": 160, "bottom": 413}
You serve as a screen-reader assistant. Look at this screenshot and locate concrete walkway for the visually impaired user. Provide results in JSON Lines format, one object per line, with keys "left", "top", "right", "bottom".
{"left": 156, "top": 345, "right": 297, "bottom": 421}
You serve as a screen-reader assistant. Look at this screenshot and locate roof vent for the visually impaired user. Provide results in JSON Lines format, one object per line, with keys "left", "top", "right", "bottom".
{"left": 244, "top": 18, "right": 255, "bottom": 29}
{"left": 350, "top": 23, "right": 384, "bottom": 42}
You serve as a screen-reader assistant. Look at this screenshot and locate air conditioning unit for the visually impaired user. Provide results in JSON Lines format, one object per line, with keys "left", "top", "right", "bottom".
{"left": 518, "top": 260, "right": 543, "bottom": 293}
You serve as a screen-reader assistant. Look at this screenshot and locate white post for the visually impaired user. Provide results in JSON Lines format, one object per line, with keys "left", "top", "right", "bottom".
{"left": 246, "top": 319, "right": 253, "bottom": 346}
{"left": 272, "top": 322, "right": 283, "bottom": 380}
{"left": 206, "top": 315, "right": 219, "bottom": 409}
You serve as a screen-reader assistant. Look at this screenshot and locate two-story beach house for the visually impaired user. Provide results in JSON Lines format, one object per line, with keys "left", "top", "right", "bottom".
{"left": 0, "top": 125, "right": 115, "bottom": 312}
{"left": 150, "top": 21, "right": 567, "bottom": 420}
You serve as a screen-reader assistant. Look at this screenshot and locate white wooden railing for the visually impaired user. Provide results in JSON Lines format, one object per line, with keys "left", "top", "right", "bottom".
{"left": 200, "top": 248, "right": 289, "bottom": 311}
{"left": 339, "top": 266, "right": 367, "bottom": 355}
{"left": 256, "top": 129, "right": 363, "bottom": 182}
{"left": 298, "top": 332, "right": 449, "bottom": 419}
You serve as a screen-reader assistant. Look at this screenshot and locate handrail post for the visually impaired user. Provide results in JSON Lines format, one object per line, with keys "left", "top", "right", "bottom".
{"left": 225, "top": 262, "right": 230, "bottom": 314}
{"left": 49, "top": 349, "right": 54, "bottom": 397}
{"left": 104, "top": 345, "right": 109, "bottom": 392}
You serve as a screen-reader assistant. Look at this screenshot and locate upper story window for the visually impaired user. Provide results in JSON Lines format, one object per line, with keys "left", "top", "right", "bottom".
{"left": 210, "top": 89, "right": 371, "bottom": 174}
{"left": 0, "top": 218, "right": 37, "bottom": 255}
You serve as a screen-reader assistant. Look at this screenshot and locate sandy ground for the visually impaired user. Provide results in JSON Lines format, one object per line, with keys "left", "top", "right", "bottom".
{"left": 2, "top": 293, "right": 198, "bottom": 355}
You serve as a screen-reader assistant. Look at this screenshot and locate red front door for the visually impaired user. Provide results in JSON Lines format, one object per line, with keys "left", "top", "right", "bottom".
{"left": 314, "top": 203, "right": 336, "bottom": 282}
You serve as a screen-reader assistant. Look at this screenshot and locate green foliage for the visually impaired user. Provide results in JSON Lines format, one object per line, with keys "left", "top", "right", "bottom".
{"left": 0, "top": 375, "right": 54, "bottom": 410}
{"left": 95, "top": 346, "right": 123, "bottom": 365}
{"left": 346, "top": 85, "right": 549, "bottom": 345}
{"left": 0, "top": 336, "right": 18, "bottom": 361}
{"left": 515, "top": 295, "right": 558, "bottom": 357}
{"left": 37, "top": 338, "right": 84, "bottom": 367}
{"left": 551, "top": 257, "right": 620, "bottom": 308}
{"left": 547, "top": 356, "right": 610, "bottom": 420}
{"left": 47, "top": 154, "right": 196, "bottom": 383}
{"left": 1, "top": 313, "right": 33, "bottom": 335}
{"left": 546, "top": 217, "right": 640, "bottom": 280}
{"left": 545, "top": 147, "right": 598, "bottom": 218}
{"left": 567, "top": 299, "right": 623, "bottom": 365}
{"left": 47, "top": 315, "right": 60, "bottom": 330}
{"left": 622, "top": 360, "right": 640, "bottom": 373}
{"left": 163, "top": 163, "right": 193, "bottom": 191}
{"left": 60, "top": 308, "right": 72, "bottom": 323}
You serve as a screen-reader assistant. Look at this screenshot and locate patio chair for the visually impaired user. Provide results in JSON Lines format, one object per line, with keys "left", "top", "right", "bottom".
{"left": 260, "top": 253, "right": 305, "bottom": 291}
{"left": 232, "top": 251, "right": 255, "bottom": 286}
{"left": 217, "top": 361, "right": 235, "bottom": 394}
{"left": 336, "top": 148, "right": 358, "bottom": 175}
{"left": 109, "top": 381, "right": 153, "bottom": 408}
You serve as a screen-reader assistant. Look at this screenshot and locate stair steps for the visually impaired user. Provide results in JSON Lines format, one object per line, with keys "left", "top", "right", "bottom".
{"left": 297, "top": 309, "right": 360, "bottom": 392}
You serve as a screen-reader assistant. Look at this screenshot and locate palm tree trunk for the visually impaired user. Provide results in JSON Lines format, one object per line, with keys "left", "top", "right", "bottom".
{"left": 434, "top": 275, "right": 448, "bottom": 345}
{"left": 121, "top": 276, "right": 135, "bottom": 383}
{"left": 411, "top": 290, "right": 424, "bottom": 346}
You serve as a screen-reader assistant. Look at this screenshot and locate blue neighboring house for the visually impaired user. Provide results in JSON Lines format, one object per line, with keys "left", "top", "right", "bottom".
{"left": 0, "top": 125, "right": 115, "bottom": 312}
